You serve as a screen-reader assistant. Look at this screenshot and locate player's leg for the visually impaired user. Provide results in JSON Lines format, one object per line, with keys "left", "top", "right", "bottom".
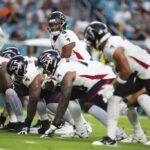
{"left": 134, "top": 78, "right": 150, "bottom": 118}
{"left": 73, "top": 99, "right": 92, "bottom": 134}
{"left": 121, "top": 106, "right": 147, "bottom": 143}
{"left": 0, "top": 63, "right": 23, "bottom": 131}
{"left": 5, "top": 88, "right": 24, "bottom": 123}
{"left": 3, "top": 98, "right": 19, "bottom": 131}
{"left": 46, "top": 100, "right": 90, "bottom": 138}
{"left": 46, "top": 102, "right": 75, "bottom": 135}
{"left": 119, "top": 88, "right": 146, "bottom": 143}
{"left": 92, "top": 76, "right": 143, "bottom": 146}
{"left": 36, "top": 99, "right": 49, "bottom": 121}
{"left": 47, "top": 102, "right": 74, "bottom": 125}
{"left": 31, "top": 99, "right": 50, "bottom": 134}
{"left": 83, "top": 94, "right": 107, "bottom": 126}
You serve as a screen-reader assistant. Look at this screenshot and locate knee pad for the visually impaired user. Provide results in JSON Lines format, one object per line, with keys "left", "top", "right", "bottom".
{"left": 137, "top": 94, "right": 147, "bottom": 103}
{"left": 5, "top": 88, "right": 16, "bottom": 97}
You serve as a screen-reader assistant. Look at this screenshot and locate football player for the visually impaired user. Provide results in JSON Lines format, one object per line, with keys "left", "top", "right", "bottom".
{"left": 6, "top": 55, "right": 51, "bottom": 134}
{"left": 84, "top": 21, "right": 150, "bottom": 145}
{"left": 6, "top": 55, "right": 75, "bottom": 135}
{"left": 37, "top": 50, "right": 127, "bottom": 139}
{"left": 47, "top": 11, "right": 92, "bottom": 131}
{"left": 47, "top": 11, "right": 91, "bottom": 60}
{"left": 0, "top": 47, "right": 24, "bottom": 131}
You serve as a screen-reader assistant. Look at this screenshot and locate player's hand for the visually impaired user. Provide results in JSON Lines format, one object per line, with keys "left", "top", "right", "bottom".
{"left": 17, "top": 127, "right": 29, "bottom": 135}
{"left": 40, "top": 124, "right": 57, "bottom": 138}
{"left": 41, "top": 78, "right": 56, "bottom": 91}
{"left": 98, "top": 84, "right": 114, "bottom": 103}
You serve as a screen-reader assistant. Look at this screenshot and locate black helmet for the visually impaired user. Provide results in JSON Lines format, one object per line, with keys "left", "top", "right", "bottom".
{"left": 47, "top": 11, "right": 67, "bottom": 36}
{"left": 84, "top": 21, "right": 111, "bottom": 50}
{"left": 7, "top": 55, "right": 27, "bottom": 77}
{"left": 38, "top": 49, "right": 60, "bottom": 75}
{"left": 1, "top": 46, "right": 20, "bottom": 59}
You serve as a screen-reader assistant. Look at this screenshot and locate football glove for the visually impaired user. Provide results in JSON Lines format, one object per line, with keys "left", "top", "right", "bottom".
{"left": 40, "top": 124, "right": 57, "bottom": 138}
{"left": 17, "top": 127, "right": 29, "bottom": 135}
{"left": 41, "top": 78, "right": 56, "bottom": 92}
{"left": 98, "top": 84, "right": 114, "bottom": 103}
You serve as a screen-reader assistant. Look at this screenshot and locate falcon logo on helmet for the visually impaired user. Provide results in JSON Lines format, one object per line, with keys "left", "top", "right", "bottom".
{"left": 1, "top": 47, "right": 20, "bottom": 59}
{"left": 7, "top": 55, "right": 27, "bottom": 77}
{"left": 38, "top": 49, "right": 60, "bottom": 75}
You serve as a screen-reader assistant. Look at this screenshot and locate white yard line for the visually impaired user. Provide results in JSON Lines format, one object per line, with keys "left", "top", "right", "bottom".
{"left": 0, "top": 148, "right": 7, "bottom": 150}
{"left": 24, "top": 140, "right": 37, "bottom": 144}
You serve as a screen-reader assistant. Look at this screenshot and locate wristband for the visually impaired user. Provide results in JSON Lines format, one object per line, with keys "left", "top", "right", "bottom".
{"left": 116, "top": 76, "right": 127, "bottom": 84}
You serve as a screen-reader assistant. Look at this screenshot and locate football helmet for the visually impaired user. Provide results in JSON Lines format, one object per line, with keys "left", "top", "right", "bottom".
{"left": 84, "top": 21, "right": 111, "bottom": 50}
{"left": 47, "top": 11, "right": 67, "bottom": 36}
{"left": 7, "top": 55, "right": 27, "bottom": 77}
{"left": 1, "top": 47, "right": 20, "bottom": 59}
{"left": 38, "top": 49, "right": 60, "bottom": 75}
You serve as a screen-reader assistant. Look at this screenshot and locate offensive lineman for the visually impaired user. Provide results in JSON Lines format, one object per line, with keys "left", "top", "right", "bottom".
{"left": 37, "top": 50, "right": 127, "bottom": 139}
{"left": 0, "top": 46, "right": 25, "bottom": 131}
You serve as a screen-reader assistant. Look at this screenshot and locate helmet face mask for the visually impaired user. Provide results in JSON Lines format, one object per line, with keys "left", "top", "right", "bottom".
{"left": 48, "top": 20, "right": 62, "bottom": 36}
{"left": 47, "top": 11, "right": 66, "bottom": 36}
{"left": 15, "top": 61, "right": 27, "bottom": 77}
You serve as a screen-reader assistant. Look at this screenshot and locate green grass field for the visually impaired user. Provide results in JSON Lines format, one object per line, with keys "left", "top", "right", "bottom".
{"left": 0, "top": 114, "right": 150, "bottom": 150}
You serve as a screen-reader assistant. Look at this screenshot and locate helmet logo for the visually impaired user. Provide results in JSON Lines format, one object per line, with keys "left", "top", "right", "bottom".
{"left": 86, "top": 27, "right": 95, "bottom": 40}
{"left": 9, "top": 60, "right": 20, "bottom": 75}
{"left": 8, "top": 57, "right": 27, "bottom": 77}
{"left": 40, "top": 53, "right": 53, "bottom": 72}
{"left": 40, "top": 53, "right": 52, "bottom": 64}
{"left": 98, "top": 28, "right": 107, "bottom": 35}
{"left": 3, "top": 53, "right": 11, "bottom": 59}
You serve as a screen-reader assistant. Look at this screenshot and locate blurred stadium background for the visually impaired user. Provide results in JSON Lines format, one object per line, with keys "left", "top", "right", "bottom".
{"left": 0, "top": 0, "right": 150, "bottom": 115}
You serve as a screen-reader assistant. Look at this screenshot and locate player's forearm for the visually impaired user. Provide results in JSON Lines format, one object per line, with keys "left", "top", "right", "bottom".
{"left": 26, "top": 99, "right": 38, "bottom": 127}
{"left": 53, "top": 97, "right": 69, "bottom": 125}
{"left": 53, "top": 76, "right": 72, "bottom": 125}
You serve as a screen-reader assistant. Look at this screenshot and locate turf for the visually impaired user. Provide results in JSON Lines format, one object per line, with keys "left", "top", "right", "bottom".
{"left": 0, "top": 114, "right": 150, "bottom": 150}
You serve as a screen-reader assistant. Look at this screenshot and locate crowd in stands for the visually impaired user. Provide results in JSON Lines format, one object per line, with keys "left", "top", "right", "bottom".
{"left": 0, "top": 0, "right": 150, "bottom": 51}
{"left": 0, "top": 0, "right": 73, "bottom": 41}
{"left": 90, "top": 0, "right": 150, "bottom": 49}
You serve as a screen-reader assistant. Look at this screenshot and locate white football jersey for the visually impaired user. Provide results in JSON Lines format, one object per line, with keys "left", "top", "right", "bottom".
{"left": 0, "top": 56, "right": 9, "bottom": 64}
{"left": 11, "top": 56, "right": 40, "bottom": 87}
{"left": 51, "top": 30, "right": 91, "bottom": 60}
{"left": 54, "top": 59, "right": 116, "bottom": 92}
{"left": 103, "top": 36, "right": 150, "bottom": 79}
